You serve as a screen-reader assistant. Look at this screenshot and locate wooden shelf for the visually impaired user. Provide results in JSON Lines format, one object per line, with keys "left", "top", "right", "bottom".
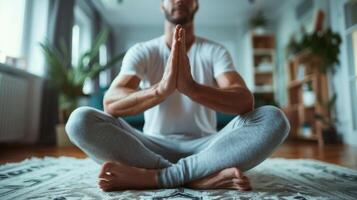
{"left": 284, "top": 50, "right": 330, "bottom": 147}
{"left": 252, "top": 35, "right": 275, "bottom": 49}
{"left": 288, "top": 74, "right": 315, "bottom": 89}
{"left": 252, "top": 33, "right": 276, "bottom": 107}
{"left": 255, "top": 71, "right": 273, "bottom": 75}
{"left": 292, "top": 50, "right": 323, "bottom": 65}
{"left": 254, "top": 49, "right": 275, "bottom": 55}
{"left": 254, "top": 85, "right": 274, "bottom": 93}
{"left": 296, "top": 133, "right": 319, "bottom": 141}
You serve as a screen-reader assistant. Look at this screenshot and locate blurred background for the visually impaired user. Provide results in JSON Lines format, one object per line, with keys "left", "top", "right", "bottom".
{"left": 0, "top": 0, "right": 356, "bottom": 168}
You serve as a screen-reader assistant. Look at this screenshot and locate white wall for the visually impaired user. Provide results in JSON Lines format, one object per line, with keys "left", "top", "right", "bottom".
{"left": 329, "top": 0, "right": 356, "bottom": 146}
{"left": 114, "top": 25, "right": 163, "bottom": 53}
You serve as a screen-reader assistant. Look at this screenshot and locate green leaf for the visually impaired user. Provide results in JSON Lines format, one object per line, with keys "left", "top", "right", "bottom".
{"left": 41, "top": 27, "right": 126, "bottom": 112}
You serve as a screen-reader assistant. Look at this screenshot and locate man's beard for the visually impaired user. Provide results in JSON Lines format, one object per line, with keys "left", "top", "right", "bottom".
{"left": 163, "top": 8, "right": 196, "bottom": 25}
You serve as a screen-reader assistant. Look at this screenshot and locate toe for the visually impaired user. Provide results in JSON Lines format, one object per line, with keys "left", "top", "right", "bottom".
{"left": 232, "top": 183, "right": 252, "bottom": 191}
{"left": 220, "top": 168, "right": 240, "bottom": 180}
{"left": 233, "top": 167, "right": 244, "bottom": 178}
{"left": 232, "top": 177, "right": 248, "bottom": 185}
{"left": 236, "top": 179, "right": 252, "bottom": 191}
{"left": 99, "top": 161, "right": 118, "bottom": 177}
{"left": 98, "top": 180, "right": 112, "bottom": 191}
{"left": 98, "top": 174, "right": 113, "bottom": 181}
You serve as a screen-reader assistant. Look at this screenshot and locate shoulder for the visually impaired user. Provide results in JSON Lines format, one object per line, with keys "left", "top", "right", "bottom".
{"left": 129, "top": 36, "right": 163, "bottom": 54}
{"left": 194, "top": 36, "right": 231, "bottom": 61}
{"left": 195, "top": 37, "right": 227, "bottom": 50}
{"left": 194, "top": 36, "right": 230, "bottom": 57}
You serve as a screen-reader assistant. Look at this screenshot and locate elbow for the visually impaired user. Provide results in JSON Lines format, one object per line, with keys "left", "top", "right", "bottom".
{"left": 247, "top": 91, "right": 255, "bottom": 112}
{"left": 236, "top": 90, "right": 254, "bottom": 115}
{"left": 243, "top": 94, "right": 255, "bottom": 114}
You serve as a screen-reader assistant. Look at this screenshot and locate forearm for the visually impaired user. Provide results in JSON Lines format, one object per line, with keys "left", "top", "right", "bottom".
{"left": 186, "top": 82, "right": 254, "bottom": 115}
{"left": 103, "top": 84, "right": 164, "bottom": 117}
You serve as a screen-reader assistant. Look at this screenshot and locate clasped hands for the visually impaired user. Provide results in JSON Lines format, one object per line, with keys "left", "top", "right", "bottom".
{"left": 156, "top": 25, "right": 196, "bottom": 98}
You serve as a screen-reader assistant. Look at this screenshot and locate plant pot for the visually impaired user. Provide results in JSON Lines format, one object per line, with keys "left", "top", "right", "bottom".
{"left": 56, "top": 124, "right": 73, "bottom": 147}
{"left": 254, "top": 27, "right": 266, "bottom": 35}
{"left": 322, "top": 127, "right": 339, "bottom": 144}
{"left": 303, "top": 91, "right": 316, "bottom": 107}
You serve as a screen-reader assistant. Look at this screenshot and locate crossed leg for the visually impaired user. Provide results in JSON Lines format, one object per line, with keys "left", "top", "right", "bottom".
{"left": 65, "top": 106, "right": 289, "bottom": 191}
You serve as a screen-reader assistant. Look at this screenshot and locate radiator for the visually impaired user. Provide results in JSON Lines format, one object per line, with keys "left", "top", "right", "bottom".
{"left": 0, "top": 71, "right": 43, "bottom": 143}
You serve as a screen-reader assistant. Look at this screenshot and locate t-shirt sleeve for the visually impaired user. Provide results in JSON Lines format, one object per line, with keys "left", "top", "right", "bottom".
{"left": 212, "top": 45, "right": 236, "bottom": 78}
{"left": 118, "top": 43, "right": 147, "bottom": 80}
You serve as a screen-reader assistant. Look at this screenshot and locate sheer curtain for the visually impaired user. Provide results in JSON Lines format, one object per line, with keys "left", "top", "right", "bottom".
{"left": 39, "top": 0, "right": 75, "bottom": 145}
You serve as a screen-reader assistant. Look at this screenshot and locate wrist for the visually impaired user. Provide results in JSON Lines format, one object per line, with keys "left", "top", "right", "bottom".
{"left": 153, "top": 83, "right": 167, "bottom": 100}
{"left": 183, "top": 80, "right": 198, "bottom": 98}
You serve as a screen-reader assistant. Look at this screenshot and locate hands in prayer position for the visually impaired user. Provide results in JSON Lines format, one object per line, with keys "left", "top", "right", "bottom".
{"left": 157, "top": 25, "right": 195, "bottom": 98}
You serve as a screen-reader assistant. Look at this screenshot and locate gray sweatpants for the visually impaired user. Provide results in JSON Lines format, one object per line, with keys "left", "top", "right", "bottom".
{"left": 65, "top": 105, "right": 290, "bottom": 188}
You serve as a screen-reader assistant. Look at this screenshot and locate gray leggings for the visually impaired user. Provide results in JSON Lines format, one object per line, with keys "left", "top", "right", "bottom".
{"left": 65, "top": 105, "right": 290, "bottom": 188}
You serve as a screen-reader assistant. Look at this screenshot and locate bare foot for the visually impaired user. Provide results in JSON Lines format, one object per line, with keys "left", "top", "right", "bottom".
{"left": 98, "top": 161, "right": 158, "bottom": 191}
{"left": 186, "top": 167, "right": 252, "bottom": 191}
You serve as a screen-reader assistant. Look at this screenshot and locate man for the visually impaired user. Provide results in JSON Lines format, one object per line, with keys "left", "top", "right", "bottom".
{"left": 66, "top": 0, "right": 290, "bottom": 192}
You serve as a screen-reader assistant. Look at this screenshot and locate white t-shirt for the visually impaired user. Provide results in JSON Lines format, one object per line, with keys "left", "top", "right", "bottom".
{"left": 119, "top": 35, "right": 236, "bottom": 139}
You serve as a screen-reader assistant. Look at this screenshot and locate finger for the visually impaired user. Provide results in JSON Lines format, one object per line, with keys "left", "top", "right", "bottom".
{"left": 173, "top": 25, "right": 181, "bottom": 43}
{"left": 176, "top": 25, "right": 181, "bottom": 41}
{"left": 181, "top": 27, "right": 186, "bottom": 51}
{"left": 172, "top": 38, "right": 180, "bottom": 69}
{"left": 178, "top": 27, "right": 182, "bottom": 42}
{"left": 169, "top": 25, "right": 180, "bottom": 57}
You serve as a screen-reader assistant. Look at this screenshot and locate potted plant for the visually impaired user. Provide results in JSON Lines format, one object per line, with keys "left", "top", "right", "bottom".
{"left": 302, "top": 81, "right": 316, "bottom": 107}
{"left": 314, "top": 94, "right": 340, "bottom": 143}
{"left": 41, "top": 29, "right": 125, "bottom": 146}
{"left": 286, "top": 28, "right": 342, "bottom": 73}
{"left": 250, "top": 11, "right": 268, "bottom": 34}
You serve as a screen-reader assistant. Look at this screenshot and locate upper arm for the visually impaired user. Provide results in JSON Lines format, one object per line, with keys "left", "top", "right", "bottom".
{"left": 215, "top": 71, "right": 248, "bottom": 89}
{"left": 111, "top": 74, "right": 141, "bottom": 90}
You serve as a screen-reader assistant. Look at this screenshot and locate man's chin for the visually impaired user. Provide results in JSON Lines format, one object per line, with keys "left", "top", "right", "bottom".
{"left": 168, "top": 18, "right": 191, "bottom": 25}
{"left": 164, "top": 10, "right": 194, "bottom": 25}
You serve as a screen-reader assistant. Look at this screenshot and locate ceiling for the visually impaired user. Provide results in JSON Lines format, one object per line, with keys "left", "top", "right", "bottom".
{"left": 94, "top": 0, "right": 291, "bottom": 27}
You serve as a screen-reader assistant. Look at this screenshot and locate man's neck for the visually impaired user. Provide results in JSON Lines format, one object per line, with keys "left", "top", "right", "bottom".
{"left": 164, "top": 21, "right": 195, "bottom": 52}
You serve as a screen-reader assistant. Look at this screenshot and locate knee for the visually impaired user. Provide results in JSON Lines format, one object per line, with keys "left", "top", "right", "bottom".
{"left": 258, "top": 105, "right": 290, "bottom": 141}
{"left": 65, "top": 106, "right": 100, "bottom": 143}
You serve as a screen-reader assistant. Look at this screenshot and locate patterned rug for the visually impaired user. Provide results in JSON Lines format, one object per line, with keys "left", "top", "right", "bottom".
{"left": 0, "top": 157, "right": 356, "bottom": 200}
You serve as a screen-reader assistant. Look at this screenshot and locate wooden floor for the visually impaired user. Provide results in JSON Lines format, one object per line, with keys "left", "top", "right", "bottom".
{"left": 1, "top": 140, "right": 356, "bottom": 170}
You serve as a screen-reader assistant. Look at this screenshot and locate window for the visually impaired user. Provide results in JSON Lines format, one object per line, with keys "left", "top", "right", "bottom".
{"left": 71, "top": 6, "right": 93, "bottom": 66}
{"left": 344, "top": 1, "right": 357, "bottom": 130}
{"left": 353, "top": 31, "right": 357, "bottom": 76}
{"left": 71, "top": 5, "right": 93, "bottom": 94}
{"left": 0, "top": 0, "right": 26, "bottom": 59}
{"left": 99, "top": 44, "right": 112, "bottom": 88}
{"left": 348, "top": 30, "right": 357, "bottom": 129}
{"left": 71, "top": 24, "right": 81, "bottom": 66}
{"left": 26, "top": 0, "right": 50, "bottom": 76}
{"left": 0, "top": 0, "right": 49, "bottom": 76}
